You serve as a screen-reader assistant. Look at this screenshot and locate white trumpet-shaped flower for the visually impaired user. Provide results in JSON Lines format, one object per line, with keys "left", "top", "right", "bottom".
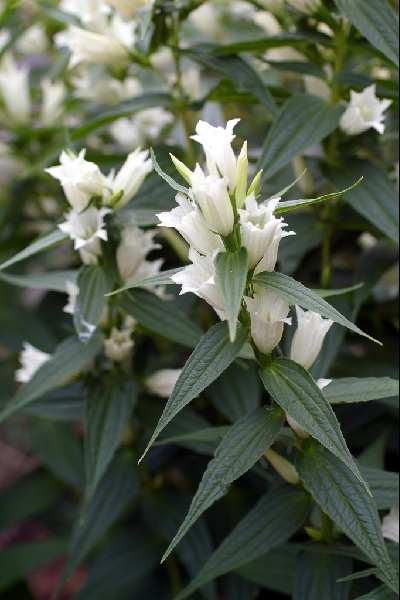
{"left": 104, "top": 148, "right": 152, "bottom": 210}
{"left": 15, "top": 343, "right": 51, "bottom": 383}
{"left": 290, "top": 306, "right": 333, "bottom": 370}
{"left": 340, "top": 84, "right": 392, "bottom": 136}
{"left": 40, "top": 78, "right": 67, "bottom": 126}
{"left": 190, "top": 165, "right": 234, "bottom": 236}
{"left": 146, "top": 368, "right": 183, "bottom": 398}
{"left": 382, "top": 508, "right": 399, "bottom": 544}
{"left": 116, "top": 225, "right": 162, "bottom": 286}
{"left": 110, "top": 108, "right": 173, "bottom": 150}
{"left": 59, "top": 206, "right": 111, "bottom": 250}
{"left": 245, "top": 289, "right": 291, "bottom": 355}
{"left": 0, "top": 55, "right": 30, "bottom": 125}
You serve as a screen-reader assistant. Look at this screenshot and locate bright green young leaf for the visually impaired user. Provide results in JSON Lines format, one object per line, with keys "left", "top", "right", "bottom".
{"left": 0, "top": 227, "right": 68, "bottom": 272}
{"left": 22, "top": 382, "right": 85, "bottom": 421}
{"left": 296, "top": 443, "right": 398, "bottom": 594}
{"left": 150, "top": 148, "right": 190, "bottom": 195}
{"left": 260, "top": 358, "right": 368, "bottom": 490}
{"left": 362, "top": 467, "right": 399, "bottom": 510}
{"left": 173, "top": 484, "right": 312, "bottom": 600}
{"left": 0, "top": 333, "right": 103, "bottom": 423}
{"left": 324, "top": 377, "right": 399, "bottom": 404}
{"left": 0, "top": 269, "right": 79, "bottom": 292}
{"left": 334, "top": 0, "right": 399, "bottom": 67}
{"left": 118, "top": 289, "right": 203, "bottom": 348}
{"left": 272, "top": 179, "right": 362, "bottom": 214}
{"left": 293, "top": 550, "right": 353, "bottom": 600}
{"left": 139, "top": 322, "right": 250, "bottom": 462}
{"left": 252, "top": 271, "right": 381, "bottom": 344}
{"left": 107, "top": 267, "right": 183, "bottom": 296}
{"left": 353, "top": 584, "right": 399, "bottom": 600}
{"left": 74, "top": 265, "right": 114, "bottom": 343}
{"left": 83, "top": 377, "right": 137, "bottom": 510}
{"left": 161, "top": 405, "right": 286, "bottom": 562}
{"left": 215, "top": 248, "right": 248, "bottom": 342}
{"left": 324, "top": 159, "right": 399, "bottom": 245}
{"left": 236, "top": 544, "right": 298, "bottom": 597}
{"left": 257, "top": 95, "right": 344, "bottom": 182}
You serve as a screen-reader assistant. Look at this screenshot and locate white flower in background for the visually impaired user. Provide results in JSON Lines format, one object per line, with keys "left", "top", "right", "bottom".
{"left": 190, "top": 165, "right": 234, "bottom": 236}
{"left": 252, "top": 11, "right": 282, "bottom": 34}
{"left": 340, "top": 85, "right": 392, "bottom": 136}
{"left": 63, "top": 281, "right": 80, "bottom": 315}
{"left": 104, "top": 324, "right": 134, "bottom": 362}
{"left": 107, "top": 0, "right": 154, "bottom": 18}
{"left": 157, "top": 193, "right": 224, "bottom": 257}
{"left": 110, "top": 108, "right": 174, "bottom": 151}
{"left": 149, "top": 46, "right": 174, "bottom": 71}
{"left": 0, "top": 29, "right": 11, "bottom": 51}
{"left": 304, "top": 75, "right": 331, "bottom": 101}
{"left": 239, "top": 194, "right": 294, "bottom": 270}
{"left": 40, "top": 78, "right": 67, "bottom": 126}
{"left": 0, "top": 54, "right": 30, "bottom": 124}
{"left": 15, "top": 23, "right": 48, "bottom": 54}
{"left": 104, "top": 148, "right": 152, "bottom": 210}
{"left": 71, "top": 70, "right": 142, "bottom": 105}
{"left": 59, "top": 206, "right": 111, "bottom": 250}
{"left": 382, "top": 508, "right": 399, "bottom": 543}
{"left": 189, "top": 2, "right": 223, "bottom": 42}
{"left": 286, "top": 378, "right": 331, "bottom": 438}
{"left": 172, "top": 248, "right": 225, "bottom": 313}
{"left": 191, "top": 119, "right": 239, "bottom": 193}
{"left": 290, "top": 306, "right": 333, "bottom": 370}
{"left": 45, "top": 149, "right": 104, "bottom": 211}
{"left": 287, "top": 0, "right": 321, "bottom": 14}
{"left": 146, "top": 368, "right": 183, "bottom": 398}
{"left": 60, "top": 0, "right": 111, "bottom": 28}
{"left": 15, "top": 343, "right": 51, "bottom": 383}
{"left": 116, "top": 225, "right": 162, "bottom": 285}
{"left": 264, "top": 448, "right": 299, "bottom": 485}
{"left": 181, "top": 67, "right": 201, "bottom": 101}
{"left": 244, "top": 289, "right": 291, "bottom": 355}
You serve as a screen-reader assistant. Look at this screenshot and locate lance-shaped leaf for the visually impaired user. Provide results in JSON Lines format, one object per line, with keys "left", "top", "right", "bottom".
{"left": 296, "top": 443, "right": 399, "bottom": 594}
{"left": 139, "top": 322, "right": 249, "bottom": 461}
{"left": 173, "top": 484, "right": 312, "bottom": 600}
{"left": 252, "top": 271, "right": 381, "bottom": 344}
{"left": 0, "top": 269, "right": 79, "bottom": 292}
{"left": 74, "top": 265, "right": 114, "bottom": 343}
{"left": 236, "top": 544, "right": 298, "bottom": 597}
{"left": 256, "top": 95, "right": 343, "bottom": 182}
{"left": 272, "top": 179, "right": 362, "bottom": 214}
{"left": 0, "top": 227, "right": 68, "bottom": 272}
{"left": 334, "top": 0, "right": 399, "bottom": 67}
{"left": 260, "top": 358, "right": 368, "bottom": 490}
{"left": 107, "top": 267, "right": 183, "bottom": 296}
{"left": 83, "top": 377, "right": 137, "bottom": 510}
{"left": 215, "top": 248, "right": 248, "bottom": 342}
{"left": 162, "top": 405, "right": 286, "bottom": 562}
{"left": 353, "top": 585, "right": 399, "bottom": 600}
{"left": 118, "top": 289, "right": 203, "bottom": 348}
{"left": 362, "top": 467, "right": 399, "bottom": 510}
{"left": 150, "top": 148, "right": 190, "bottom": 195}
{"left": 324, "top": 377, "right": 399, "bottom": 405}
{"left": 0, "top": 333, "right": 103, "bottom": 423}
{"left": 293, "top": 550, "right": 353, "bottom": 600}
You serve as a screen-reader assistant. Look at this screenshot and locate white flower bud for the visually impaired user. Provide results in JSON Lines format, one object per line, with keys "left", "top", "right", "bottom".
{"left": 382, "top": 508, "right": 399, "bottom": 544}
{"left": 191, "top": 165, "right": 234, "bottom": 236}
{"left": 0, "top": 55, "right": 30, "bottom": 124}
{"left": 146, "top": 368, "right": 183, "bottom": 398}
{"left": 104, "top": 326, "right": 134, "bottom": 362}
{"left": 235, "top": 142, "right": 248, "bottom": 209}
{"left": 170, "top": 154, "right": 193, "bottom": 185}
{"left": 15, "top": 343, "right": 51, "bottom": 383}
{"left": 40, "top": 78, "right": 66, "bottom": 126}
{"left": 264, "top": 448, "right": 299, "bottom": 485}
{"left": 290, "top": 306, "right": 333, "bottom": 370}
{"left": 106, "top": 148, "right": 152, "bottom": 210}
{"left": 340, "top": 85, "right": 392, "bottom": 136}
{"left": 245, "top": 289, "right": 291, "bottom": 355}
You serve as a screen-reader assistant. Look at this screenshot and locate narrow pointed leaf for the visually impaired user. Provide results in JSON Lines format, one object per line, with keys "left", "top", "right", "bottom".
{"left": 236, "top": 544, "right": 298, "bottom": 596}
{"left": 353, "top": 585, "right": 398, "bottom": 600}
{"left": 252, "top": 271, "right": 381, "bottom": 344}
{"left": 162, "top": 405, "right": 286, "bottom": 561}
{"left": 324, "top": 377, "right": 399, "bottom": 404}
{"left": 215, "top": 248, "right": 248, "bottom": 341}
{"left": 150, "top": 148, "right": 190, "bottom": 195}
{"left": 139, "top": 322, "right": 249, "bottom": 461}
{"left": 272, "top": 179, "right": 362, "bottom": 213}
{"left": 0, "top": 333, "right": 103, "bottom": 423}
{"left": 293, "top": 550, "right": 353, "bottom": 600}
{"left": 311, "top": 284, "right": 363, "bottom": 298}
{"left": 173, "top": 484, "right": 312, "bottom": 600}
{"left": 107, "top": 267, "right": 183, "bottom": 296}
{"left": 74, "top": 265, "right": 114, "bottom": 343}
{"left": 0, "top": 227, "right": 68, "bottom": 272}
{"left": 0, "top": 269, "right": 79, "bottom": 292}
{"left": 83, "top": 377, "right": 137, "bottom": 510}
{"left": 296, "top": 443, "right": 398, "bottom": 594}
{"left": 154, "top": 426, "right": 230, "bottom": 446}
{"left": 260, "top": 358, "right": 368, "bottom": 490}
{"left": 361, "top": 467, "right": 399, "bottom": 510}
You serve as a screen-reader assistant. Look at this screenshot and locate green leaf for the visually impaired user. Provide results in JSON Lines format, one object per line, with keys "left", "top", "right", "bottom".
{"left": 0, "top": 469, "right": 63, "bottom": 530}
{"left": 333, "top": 0, "right": 399, "bottom": 67}
{"left": 29, "top": 420, "right": 85, "bottom": 490}
{"left": 257, "top": 95, "right": 343, "bottom": 182}
{"left": 173, "top": 484, "right": 312, "bottom": 600}
{"left": 362, "top": 467, "right": 399, "bottom": 510}
{"left": 252, "top": 271, "right": 381, "bottom": 345}
{"left": 214, "top": 32, "right": 332, "bottom": 54}
{"left": 0, "top": 269, "right": 79, "bottom": 292}
{"left": 74, "top": 265, "right": 114, "bottom": 343}
{"left": 0, "top": 333, "right": 103, "bottom": 423}
{"left": 311, "top": 284, "right": 364, "bottom": 298}
{"left": 215, "top": 248, "right": 248, "bottom": 342}
{"left": 236, "top": 544, "right": 298, "bottom": 596}
{"left": 278, "top": 211, "right": 325, "bottom": 275}
{"left": 22, "top": 382, "right": 85, "bottom": 421}
{"left": 324, "top": 377, "right": 399, "bottom": 404}
{"left": 293, "top": 549, "right": 353, "bottom": 600}
{"left": 107, "top": 267, "right": 183, "bottom": 296}
{"left": 161, "top": 405, "right": 286, "bottom": 562}
{"left": 0, "top": 227, "right": 68, "bottom": 272}
{"left": 84, "top": 377, "right": 136, "bottom": 509}
{"left": 154, "top": 426, "right": 230, "bottom": 446}
{"left": 296, "top": 443, "right": 399, "bottom": 594}
{"left": 353, "top": 584, "right": 399, "bottom": 600}
{"left": 260, "top": 358, "right": 368, "bottom": 490}
{"left": 139, "top": 322, "right": 250, "bottom": 461}
{"left": 324, "top": 159, "right": 399, "bottom": 245}
{"left": 118, "top": 289, "right": 203, "bottom": 348}
{"left": 150, "top": 148, "right": 190, "bottom": 195}
{"left": 272, "top": 180, "right": 362, "bottom": 214}
{"left": 0, "top": 538, "right": 69, "bottom": 593}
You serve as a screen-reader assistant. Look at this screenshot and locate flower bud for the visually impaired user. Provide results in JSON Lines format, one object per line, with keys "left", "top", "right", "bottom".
{"left": 170, "top": 153, "right": 193, "bottom": 185}
{"left": 247, "top": 169, "right": 263, "bottom": 198}
{"left": 264, "top": 448, "right": 299, "bottom": 485}
{"left": 290, "top": 306, "right": 333, "bottom": 370}
{"left": 382, "top": 508, "right": 399, "bottom": 544}
{"left": 245, "top": 289, "right": 291, "bottom": 355}
{"left": 235, "top": 141, "right": 248, "bottom": 209}
{"left": 146, "top": 368, "right": 183, "bottom": 398}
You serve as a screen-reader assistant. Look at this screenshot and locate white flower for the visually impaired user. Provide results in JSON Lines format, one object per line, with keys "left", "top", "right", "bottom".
{"left": 172, "top": 248, "right": 225, "bottom": 313}
{"left": 382, "top": 508, "right": 399, "bottom": 544}
{"left": 286, "top": 378, "right": 331, "bottom": 438}
{"left": 40, "top": 78, "right": 66, "bottom": 126}
{"left": 45, "top": 149, "right": 104, "bottom": 211}
{"left": 304, "top": 75, "right": 331, "bottom": 101}
{"left": 105, "top": 148, "right": 152, "bottom": 210}
{"left": 15, "top": 343, "right": 51, "bottom": 383}
{"left": 340, "top": 85, "right": 392, "bottom": 136}
{"left": 253, "top": 12, "right": 282, "bottom": 34}
{"left": 59, "top": 206, "right": 111, "bottom": 251}
{"left": 72, "top": 71, "right": 142, "bottom": 105}
{"left": 157, "top": 193, "right": 224, "bottom": 257}
{"left": 146, "top": 368, "right": 183, "bottom": 398}
{"left": 104, "top": 326, "right": 134, "bottom": 362}
{"left": 181, "top": 67, "right": 201, "bottom": 101}
{"left": 107, "top": 0, "right": 154, "bottom": 18}
{"left": 60, "top": 0, "right": 111, "bottom": 26}
{"left": 191, "top": 119, "right": 240, "bottom": 193}
{"left": 116, "top": 225, "right": 162, "bottom": 286}
{"left": 264, "top": 448, "right": 299, "bottom": 485}
{"left": 287, "top": 0, "right": 321, "bottom": 14}
{"left": 63, "top": 280, "right": 80, "bottom": 315}
{"left": 244, "top": 289, "right": 291, "bottom": 355}
{"left": 0, "top": 55, "right": 30, "bottom": 124}
{"left": 190, "top": 164, "right": 234, "bottom": 236}
{"left": 290, "top": 306, "right": 333, "bottom": 370}
{"left": 110, "top": 108, "right": 174, "bottom": 150}
{"left": 15, "top": 23, "right": 48, "bottom": 54}
{"left": 239, "top": 194, "right": 294, "bottom": 270}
